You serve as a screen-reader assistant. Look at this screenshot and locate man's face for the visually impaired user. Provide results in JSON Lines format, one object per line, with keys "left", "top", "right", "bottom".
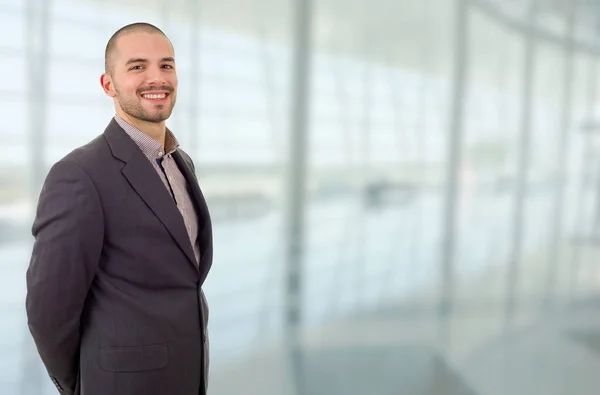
{"left": 101, "top": 32, "right": 177, "bottom": 123}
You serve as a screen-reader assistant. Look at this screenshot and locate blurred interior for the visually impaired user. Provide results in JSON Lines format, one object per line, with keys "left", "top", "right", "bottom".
{"left": 2, "top": 0, "right": 600, "bottom": 394}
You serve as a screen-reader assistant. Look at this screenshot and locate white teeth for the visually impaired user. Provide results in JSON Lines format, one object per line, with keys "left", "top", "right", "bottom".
{"left": 143, "top": 94, "right": 166, "bottom": 99}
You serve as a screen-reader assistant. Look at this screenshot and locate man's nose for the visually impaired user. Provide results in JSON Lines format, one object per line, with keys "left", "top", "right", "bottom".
{"left": 145, "top": 66, "right": 166, "bottom": 85}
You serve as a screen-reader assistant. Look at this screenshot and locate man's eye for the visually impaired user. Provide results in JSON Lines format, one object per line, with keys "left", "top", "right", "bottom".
{"left": 162, "top": 64, "right": 173, "bottom": 69}
{"left": 130, "top": 65, "right": 143, "bottom": 70}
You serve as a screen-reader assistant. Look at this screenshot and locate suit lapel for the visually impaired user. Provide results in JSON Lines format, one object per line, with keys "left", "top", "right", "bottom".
{"left": 173, "top": 151, "right": 207, "bottom": 231}
{"left": 122, "top": 154, "right": 199, "bottom": 269}
{"left": 173, "top": 150, "right": 213, "bottom": 283}
{"left": 103, "top": 119, "right": 198, "bottom": 270}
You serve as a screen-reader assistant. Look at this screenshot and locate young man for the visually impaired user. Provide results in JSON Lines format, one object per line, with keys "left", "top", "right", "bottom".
{"left": 25, "top": 22, "right": 213, "bottom": 395}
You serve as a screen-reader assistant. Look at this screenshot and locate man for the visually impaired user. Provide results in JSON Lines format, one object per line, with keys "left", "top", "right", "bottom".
{"left": 25, "top": 22, "right": 212, "bottom": 395}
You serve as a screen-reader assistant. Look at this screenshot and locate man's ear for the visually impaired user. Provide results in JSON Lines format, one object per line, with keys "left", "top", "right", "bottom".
{"left": 100, "top": 73, "right": 116, "bottom": 98}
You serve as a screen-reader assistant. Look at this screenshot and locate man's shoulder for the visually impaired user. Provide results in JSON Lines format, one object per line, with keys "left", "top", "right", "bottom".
{"left": 56, "top": 117, "right": 127, "bottom": 170}
{"left": 176, "top": 147, "right": 195, "bottom": 171}
{"left": 57, "top": 133, "right": 110, "bottom": 172}
{"left": 176, "top": 147, "right": 191, "bottom": 161}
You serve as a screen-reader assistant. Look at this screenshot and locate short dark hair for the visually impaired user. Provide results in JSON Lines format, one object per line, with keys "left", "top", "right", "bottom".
{"left": 104, "top": 22, "right": 172, "bottom": 74}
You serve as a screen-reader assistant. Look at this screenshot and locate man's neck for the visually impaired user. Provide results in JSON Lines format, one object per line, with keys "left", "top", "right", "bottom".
{"left": 117, "top": 112, "right": 166, "bottom": 148}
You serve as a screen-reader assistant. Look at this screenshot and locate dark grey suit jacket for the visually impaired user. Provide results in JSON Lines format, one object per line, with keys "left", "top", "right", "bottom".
{"left": 25, "top": 118, "right": 213, "bottom": 395}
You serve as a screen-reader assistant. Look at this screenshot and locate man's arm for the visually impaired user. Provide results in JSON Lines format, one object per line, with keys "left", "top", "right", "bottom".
{"left": 25, "top": 159, "right": 104, "bottom": 394}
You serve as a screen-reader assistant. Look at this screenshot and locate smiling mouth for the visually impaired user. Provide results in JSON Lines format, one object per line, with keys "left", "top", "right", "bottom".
{"left": 140, "top": 92, "right": 169, "bottom": 100}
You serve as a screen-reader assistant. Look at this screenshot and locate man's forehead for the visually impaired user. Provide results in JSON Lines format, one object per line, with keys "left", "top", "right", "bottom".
{"left": 113, "top": 32, "right": 174, "bottom": 59}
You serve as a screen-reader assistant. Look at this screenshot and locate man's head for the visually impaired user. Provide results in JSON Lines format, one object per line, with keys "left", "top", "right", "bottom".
{"left": 100, "top": 23, "right": 177, "bottom": 125}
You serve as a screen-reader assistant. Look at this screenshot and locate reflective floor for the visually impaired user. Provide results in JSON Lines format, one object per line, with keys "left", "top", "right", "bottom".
{"left": 205, "top": 243, "right": 600, "bottom": 395}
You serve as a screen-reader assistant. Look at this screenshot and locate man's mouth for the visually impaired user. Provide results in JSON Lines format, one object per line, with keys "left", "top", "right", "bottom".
{"left": 140, "top": 91, "right": 170, "bottom": 101}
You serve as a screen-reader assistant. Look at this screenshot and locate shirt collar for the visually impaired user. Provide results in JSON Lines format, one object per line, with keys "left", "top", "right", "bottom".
{"left": 114, "top": 115, "right": 179, "bottom": 159}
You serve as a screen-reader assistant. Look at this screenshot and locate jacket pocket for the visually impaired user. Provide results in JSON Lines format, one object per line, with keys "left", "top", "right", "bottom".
{"left": 99, "top": 344, "right": 169, "bottom": 372}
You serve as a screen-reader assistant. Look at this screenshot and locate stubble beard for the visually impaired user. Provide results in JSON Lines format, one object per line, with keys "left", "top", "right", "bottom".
{"left": 115, "top": 86, "right": 176, "bottom": 123}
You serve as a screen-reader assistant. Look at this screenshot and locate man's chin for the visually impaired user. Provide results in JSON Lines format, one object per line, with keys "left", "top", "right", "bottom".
{"left": 144, "top": 108, "right": 173, "bottom": 123}
{"left": 146, "top": 115, "right": 169, "bottom": 123}
{"left": 138, "top": 111, "right": 172, "bottom": 124}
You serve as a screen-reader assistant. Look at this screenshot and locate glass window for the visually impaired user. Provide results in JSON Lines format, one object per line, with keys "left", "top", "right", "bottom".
{"left": 0, "top": 6, "right": 25, "bottom": 50}
{"left": 0, "top": 55, "right": 26, "bottom": 93}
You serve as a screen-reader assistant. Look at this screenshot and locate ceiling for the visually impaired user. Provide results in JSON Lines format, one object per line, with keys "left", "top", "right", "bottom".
{"left": 84, "top": 0, "right": 455, "bottom": 74}
{"left": 81, "top": 0, "right": 600, "bottom": 86}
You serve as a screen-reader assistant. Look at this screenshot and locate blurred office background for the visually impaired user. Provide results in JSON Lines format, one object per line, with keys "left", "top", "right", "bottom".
{"left": 2, "top": 0, "right": 600, "bottom": 394}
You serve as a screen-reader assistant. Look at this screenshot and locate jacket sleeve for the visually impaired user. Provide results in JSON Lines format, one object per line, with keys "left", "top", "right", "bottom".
{"left": 25, "top": 159, "right": 104, "bottom": 394}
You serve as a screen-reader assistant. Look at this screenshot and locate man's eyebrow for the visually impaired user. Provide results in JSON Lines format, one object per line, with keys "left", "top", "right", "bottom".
{"left": 125, "top": 57, "right": 174, "bottom": 65}
{"left": 125, "top": 58, "right": 148, "bottom": 65}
